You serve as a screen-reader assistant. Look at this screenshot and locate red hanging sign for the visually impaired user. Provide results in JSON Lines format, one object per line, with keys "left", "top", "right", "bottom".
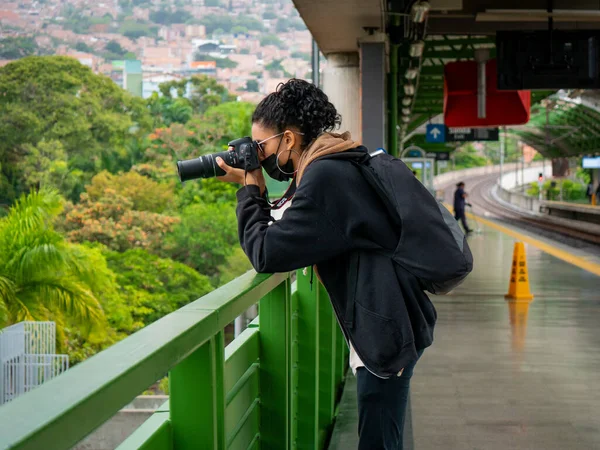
{"left": 443, "top": 59, "right": 530, "bottom": 128}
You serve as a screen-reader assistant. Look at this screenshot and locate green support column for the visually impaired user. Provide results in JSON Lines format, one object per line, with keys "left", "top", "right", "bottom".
{"left": 317, "top": 282, "right": 335, "bottom": 447}
{"left": 290, "top": 281, "right": 300, "bottom": 450}
{"left": 170, "top": 332, "right": 225, "bottom": 450}
{"left": 259, "top": 278, "right": 291, "bottom": 450}
{"left": 388, "top": 44, "right": 399, "bottom": 157}
{"left": 294, "top": 269, "right": 320, "bottom": 450}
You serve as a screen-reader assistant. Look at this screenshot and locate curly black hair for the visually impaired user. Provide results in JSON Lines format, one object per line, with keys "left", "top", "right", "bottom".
{"left": 252, "top": 78, "right": 342, "bottom": 147}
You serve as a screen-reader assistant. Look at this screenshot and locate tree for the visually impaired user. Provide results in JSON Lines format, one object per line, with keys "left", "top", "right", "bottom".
{"left": 0, "top": 56, "right": 152, "bottom": 205}
{"left": 186, "top": 101, "right": 256, "bottom": 150}
{"left": 163, "top": 202, "right": 238, "bottom": 279}
{"left": 21, "top": 139, "right": 85, "bottom": 200}
{"left": 61, "top": 188, "right": 179, "bottom": 253}
{"left": 217, "top": 246, "right": 252, "bottom": 286}
{"left": 0, "top": 190, "right": 105, "bottom": 329}
{"left": 199, "top": 14, "right": 263, "bottom": 35}
{"left": 205, "top": 0, "right": 220, "bottom": 5}
{"left": 84, "top": 171, "right": 174, "bottom": 213}
{"left": 260, "top": 34, "right": 284, "bottom": 48}
{"left": 231, "top": 26, "right": 248, "bottom": 35}
{"left": 453, "top": 143, "right": 489, "bottom": 169}
{"left": 193, "top": 53, "right": 239, "bottom": 69}
{"left": 149, "top": 8, "right": 192, "bottom": 25}
{"left": 105, "top": 40, "right": 126, "bottom": 56}
{"left": 157, "top": 75, "right": 235, "bottom": 115}
{"left": 103, "top": 248, "right": 213, "bottom": 326}
{"left": 75, "top": 42, "right": 93, "bottom": 53}
{"left": 0, "top": 37, "right": 38, "bottom": 59}
{"left": 245, "top": 79, "right": 259, "bottom": 92}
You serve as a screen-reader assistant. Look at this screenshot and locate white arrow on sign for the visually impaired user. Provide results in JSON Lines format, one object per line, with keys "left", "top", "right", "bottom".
{"left": 429, "top": 127, "right": 441, "bottom": 139}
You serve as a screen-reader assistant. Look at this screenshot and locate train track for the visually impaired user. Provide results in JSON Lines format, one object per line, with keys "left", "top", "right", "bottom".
{"left": 439, "top": 174, "right": 600, "bottom": 248}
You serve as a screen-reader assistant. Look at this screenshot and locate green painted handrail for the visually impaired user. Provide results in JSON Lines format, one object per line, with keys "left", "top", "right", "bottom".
{"left": 0, "top": 268, "right": 348, "bottom": 450}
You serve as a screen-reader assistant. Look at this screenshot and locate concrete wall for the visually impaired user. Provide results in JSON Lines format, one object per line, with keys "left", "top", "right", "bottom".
{"left": 321, "top": 53, "right": 361, "bottom": 141}
{"left": 433, "top": 162, "right": 546, "bottom": 189}
{"left": 73, "top": 396, "right": 167, "bottom": 450}
{"left": 500, "top": 164, "right": 552, "bottom": 190}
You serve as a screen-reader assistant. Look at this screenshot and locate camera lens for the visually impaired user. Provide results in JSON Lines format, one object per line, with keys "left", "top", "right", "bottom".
{"left": 177, "top": 151, "right": 234, "bottom": 181}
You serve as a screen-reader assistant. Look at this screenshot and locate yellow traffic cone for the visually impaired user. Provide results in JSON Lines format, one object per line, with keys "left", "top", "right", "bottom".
{"left": 505, "top": 242, "right": 534, "bottom": 300}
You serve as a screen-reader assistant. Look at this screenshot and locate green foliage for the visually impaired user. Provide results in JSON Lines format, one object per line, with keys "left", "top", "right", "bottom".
{"left": 105, "top": 40, "right": 127, "bottom": 56}
{"left": 291, "top": 51, "right": 310, "bottom": 61}
{"left": 193, "top": 53, "right": 239, "bottom": 69}
{"left": 265, "top": 58, "right": 284, "bottom": 72}
{"left": 260, "top": 34, "right": 284, "bottom": 48}
{"left": 453, "top": 144, "right": 488, "bottom": 170}
{"left": 163, "top": 202, "right": 238, "bottom": 280}
{"left": 156, "top": 75, "right": 235, "bottom": 117}
{"left": 527, "top": 178, "right": 587, "bottom": 202}
{"left": 577, "top": 168, "right": 592, "bottom": 185}
{"left": 149, "top": 8, "right": 192, "bottom": 25}
{"left": 0, "top": 65, "right": 257, "bottom": 365}
{"left": 20, "top": 139, "right": 85, "bottom": 201}
{"left": 75, "top": 42, "right": 93, "bottom": 53}
{"left": 215, "top": 57, "right": 239, "bottom": 69}
{"left": 186, "top": 101, "right": 255, "bottom": 150}
{"left": 205, "top": 0, "right": 220, "bottom": 6}
{"left": 119, "top": 21, "right": 159, "bottom": 39}
{"left": 217, "top": 246, "right": 252, "bottom": 286}
{"left": 245, "top": 79, "right": 259, "bottom": 92}
{"left": 0, "top": 190, "right": 105, "bottom": 329}
{"left": 276, "top": 18, "right": 306, "bottom": 33}
{"left": 231, "top": 26, "right": 248, "bottom": 35}
{"left": 200, "top": 14, "right": 264, "bottom": 35}
{"left": 85, "top": 171, "right": 174, "bottom": 213}
{"left": 61, "top": 184, "right": 179, "bottom": 253}
{"left": 263, "top": 11, "right": 277, "bottom": 19}
{"left": 0, "top": 56, "right": 152, "bottom": 205}
{"left": 103, "top": 248, "right": 213, "bottom": 325}
{"left": 0, "top": 37, "right": 38, "bottom": 59}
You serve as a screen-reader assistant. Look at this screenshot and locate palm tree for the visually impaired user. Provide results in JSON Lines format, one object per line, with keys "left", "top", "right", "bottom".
{"left": 0, "top": 189, "right": 104, "bottom": 328}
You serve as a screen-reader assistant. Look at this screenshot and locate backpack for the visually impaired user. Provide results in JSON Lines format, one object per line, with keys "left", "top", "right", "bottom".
{"left": 323, "top": 149, "right": 473, "bottom": 295}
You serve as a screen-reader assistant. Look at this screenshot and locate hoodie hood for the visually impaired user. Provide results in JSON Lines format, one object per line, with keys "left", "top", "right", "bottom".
{"left": 296, "top": 131, "right": 358, "bottom": 185}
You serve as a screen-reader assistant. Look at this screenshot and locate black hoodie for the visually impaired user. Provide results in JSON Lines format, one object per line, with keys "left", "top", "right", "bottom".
{"left": 235, "top": 147, "right": 437, "bottom": 378}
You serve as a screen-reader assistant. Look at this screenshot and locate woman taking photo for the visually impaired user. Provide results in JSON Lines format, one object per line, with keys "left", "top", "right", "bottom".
{"left": 216, "top": 78, "right": 436, "bottom": 450}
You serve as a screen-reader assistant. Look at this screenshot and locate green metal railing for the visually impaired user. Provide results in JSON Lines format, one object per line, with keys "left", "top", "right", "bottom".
{"left": 0, "top": 269, "right": 348, "bottom": 450}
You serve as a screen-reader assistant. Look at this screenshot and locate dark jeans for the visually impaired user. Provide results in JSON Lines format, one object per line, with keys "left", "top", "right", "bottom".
{"left": 356, "top": 350, "right": 424, "bottom": 450}
{"left": 454, "top": 209, "right": 470, "bottom": 232}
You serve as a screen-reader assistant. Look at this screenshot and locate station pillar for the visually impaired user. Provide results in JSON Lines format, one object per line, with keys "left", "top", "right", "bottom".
{"left": 359, "top": 33, "right": 387, "bottom": 152}
{"left": 321, "top": 52, "right": 361, "bottom": 141}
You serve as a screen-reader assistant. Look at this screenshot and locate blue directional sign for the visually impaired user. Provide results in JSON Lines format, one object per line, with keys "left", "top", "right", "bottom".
{"left": 426, "top": 124, "right": 446, "bottom": 143}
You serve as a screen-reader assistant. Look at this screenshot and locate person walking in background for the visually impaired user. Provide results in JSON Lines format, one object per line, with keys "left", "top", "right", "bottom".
{"left": 586, "top": 183, "right": 594, "bottom": 203}
{"left": 454, "top": 182, "right": 472, "bottom": 234}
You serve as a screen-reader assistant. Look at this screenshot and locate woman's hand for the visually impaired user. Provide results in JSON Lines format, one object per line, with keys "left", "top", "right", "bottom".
{"left": 216, "top": 157, "right": 266, "bottom": 194}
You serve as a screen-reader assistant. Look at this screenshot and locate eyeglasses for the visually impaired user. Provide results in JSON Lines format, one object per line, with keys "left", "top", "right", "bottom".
{"left": 256, "top": 131, "right": 304, "bottom": 154}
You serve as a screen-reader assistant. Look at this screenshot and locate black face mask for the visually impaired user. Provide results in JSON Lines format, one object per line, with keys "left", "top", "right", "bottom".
{"left": 262, "top": 153, "right": 295, "bottom": 182}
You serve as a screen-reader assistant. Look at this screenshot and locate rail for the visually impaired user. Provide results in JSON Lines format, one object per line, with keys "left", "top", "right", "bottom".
{"left": 0, "top": 269, "right": 348, "bottom": 450}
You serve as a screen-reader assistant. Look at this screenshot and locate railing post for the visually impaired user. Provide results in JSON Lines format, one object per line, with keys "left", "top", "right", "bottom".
{"left": 259, "top": 277, "right": 291, "bottom": 450}
{"left": 170, "top": 332, "right": 225, "bottom": 450}
{"left": 295, "top": 269, "right": 320, "bottom": 449}
{"left": 317, "top": 282, "right": 336, "bottom": 447}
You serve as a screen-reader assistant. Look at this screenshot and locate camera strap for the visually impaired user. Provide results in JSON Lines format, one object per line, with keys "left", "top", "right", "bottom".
{"left": 269, "top": 178, "right": 297, "bottom": 210}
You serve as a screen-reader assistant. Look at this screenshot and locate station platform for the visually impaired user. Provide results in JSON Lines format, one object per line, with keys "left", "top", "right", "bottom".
{"left": 329, "top": 218, "right": 600, "bottom": 450}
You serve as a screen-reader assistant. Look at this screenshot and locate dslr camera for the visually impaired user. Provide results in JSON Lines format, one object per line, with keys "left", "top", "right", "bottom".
{"left": 177, "top": 137, "right": 261, "bottom": 182}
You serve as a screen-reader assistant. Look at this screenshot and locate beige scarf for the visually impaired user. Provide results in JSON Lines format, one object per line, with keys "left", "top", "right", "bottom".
{"left": 295, "top": 131, "right": 358, "bottom": 186}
